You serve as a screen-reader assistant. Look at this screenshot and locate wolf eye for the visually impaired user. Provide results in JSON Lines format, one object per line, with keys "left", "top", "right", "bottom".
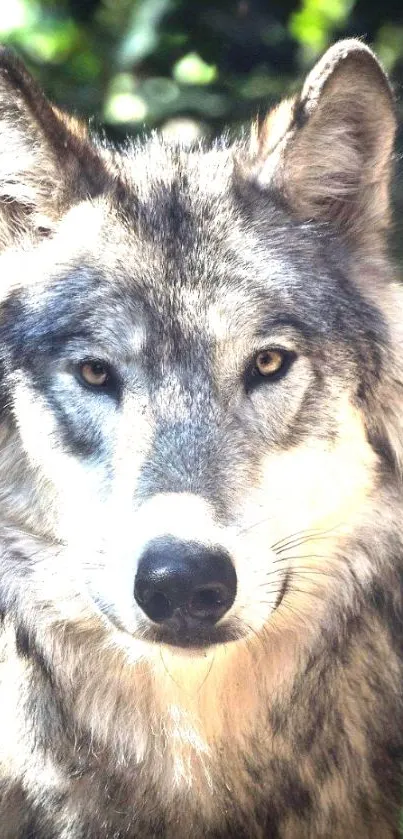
{"left": 78, "top": 360, "right": 110, "bottom": 388}
{"left": 255, "top": 349, "right": 285, "bottom": 377}
{"left": 245, "top": 348, "right": 295, "bottom": 392}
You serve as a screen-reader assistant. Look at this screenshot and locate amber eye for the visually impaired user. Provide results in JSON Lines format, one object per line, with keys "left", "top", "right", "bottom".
{"left": 79, "top": 360, "right": 109, "bottom": 388}
{"left": 255, "top": 349, "right": 285, "bottom": 377}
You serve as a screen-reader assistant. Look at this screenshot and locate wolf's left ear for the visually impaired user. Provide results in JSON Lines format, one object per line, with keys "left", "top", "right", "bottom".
{"left": 253, "top": 40, "right": 396, "bottom": 238}
{"left": 0, "top": 48, "right": 109, "bottom": 241}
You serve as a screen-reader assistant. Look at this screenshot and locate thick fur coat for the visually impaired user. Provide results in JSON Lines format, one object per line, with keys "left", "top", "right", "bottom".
{"left": 0, "top": 40, "right": 402, "bottom": 838}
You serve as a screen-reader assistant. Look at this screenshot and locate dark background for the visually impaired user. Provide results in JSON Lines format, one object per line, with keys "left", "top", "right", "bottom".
{"left": 4, "top": 0, "right": 403, "bottom": 253}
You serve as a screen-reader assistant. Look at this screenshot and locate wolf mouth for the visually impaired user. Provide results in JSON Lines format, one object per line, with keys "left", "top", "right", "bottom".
{"left": 142, "top": 625, "right": 240, "bottom": 649}
{"left": 137, "top": 616, "right": 242, "bottom": 648}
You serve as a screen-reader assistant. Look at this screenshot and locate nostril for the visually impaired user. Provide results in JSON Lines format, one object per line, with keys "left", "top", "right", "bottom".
{"left": 188, "top": 585, "right": 230, "bottom": 620}
{"left": 142, "top": 591, "right": 173, "bottom": 623}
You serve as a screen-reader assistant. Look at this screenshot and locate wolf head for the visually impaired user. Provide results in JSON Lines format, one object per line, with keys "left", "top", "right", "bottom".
{"left": 0, "top": 42, "right": 400, "bottom": 659}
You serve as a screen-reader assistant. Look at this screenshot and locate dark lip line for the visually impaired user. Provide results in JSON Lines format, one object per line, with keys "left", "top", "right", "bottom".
{"left": 141, "top": 621, "right": 242, "bottom": 649}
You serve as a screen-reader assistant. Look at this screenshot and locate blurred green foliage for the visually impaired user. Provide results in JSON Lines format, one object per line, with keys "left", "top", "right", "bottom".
{"left": 2, "top": 0, "right": 403, "bottom": 143}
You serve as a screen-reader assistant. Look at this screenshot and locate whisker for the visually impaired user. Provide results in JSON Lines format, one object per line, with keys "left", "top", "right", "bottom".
{"left": 270, "top": 528, "right": 329, "bottom": 552}
{"left": 272, "top": 552, "right": 335, "bottom": 565}
{"left": 276, "top": 600, "right": 315, "bottom": 627}
{"left": 197, "top": 652, "right": 216, "bottom": 693}
{"left": 258, "top": 565, "right": 338, "bottom": 584}
{"left": 273, "top": 528, "right": 340, "bottom": 556}
{"left": 242, "top": 620, "right": 261, "bottom": 641}
{"left": 261, "top": 586, "right": 328, "bottom": 603}
{"left": 235, "top": 514, "right": 275, "bottom": 538}
{"left": 159, "top": 648, "right": 184, "bottom": 691}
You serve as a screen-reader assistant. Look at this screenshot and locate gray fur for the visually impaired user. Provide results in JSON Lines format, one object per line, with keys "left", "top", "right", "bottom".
{"left": 0, "top": 41, "right": 402, "bottom": 838}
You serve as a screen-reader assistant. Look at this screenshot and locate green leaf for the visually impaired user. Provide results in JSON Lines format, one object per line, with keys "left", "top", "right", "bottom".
{"left": 173, "top": 52, "right": 217, "bottom": 86}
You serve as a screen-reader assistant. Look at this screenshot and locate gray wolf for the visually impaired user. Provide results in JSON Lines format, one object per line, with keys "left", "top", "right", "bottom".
{"left": 0, "top": 39, "right": 402, "bottom": 839}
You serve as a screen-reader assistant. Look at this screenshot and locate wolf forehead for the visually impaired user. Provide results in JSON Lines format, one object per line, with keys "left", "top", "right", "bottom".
{"left": 0, "top": 139, "right": 386, "bottom": 366}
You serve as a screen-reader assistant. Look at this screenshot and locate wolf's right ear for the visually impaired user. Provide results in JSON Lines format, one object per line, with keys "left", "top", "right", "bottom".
{"left": 252, "top": 40, "right": 396, "bottom": 242}
{"left": 0, "top": 48, "right": 109, "bottom": 243}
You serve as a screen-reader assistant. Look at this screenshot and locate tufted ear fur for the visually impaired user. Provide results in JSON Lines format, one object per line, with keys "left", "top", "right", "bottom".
{"left": 252, "top": 40, "right": 396, "bottom": 242}
{"left": 0, "top": 48, "right": 110, "bottom": 247}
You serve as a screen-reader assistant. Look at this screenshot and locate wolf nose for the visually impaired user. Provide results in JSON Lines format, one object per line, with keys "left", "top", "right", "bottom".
{"left": 134, "top": 538, "right": 237, "bottom": 625}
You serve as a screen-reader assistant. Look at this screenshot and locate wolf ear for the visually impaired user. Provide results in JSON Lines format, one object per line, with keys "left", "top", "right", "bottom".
{"left": 254, "top": 40, "right": 396, "bottom": 238}
{"left": 0, "top": 48, "right": 109, "bottom": 242}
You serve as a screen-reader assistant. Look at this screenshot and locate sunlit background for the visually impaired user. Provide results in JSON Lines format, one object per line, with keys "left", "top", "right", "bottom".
{"left": 2, "top": 0, "right": 403, "bottom": 248}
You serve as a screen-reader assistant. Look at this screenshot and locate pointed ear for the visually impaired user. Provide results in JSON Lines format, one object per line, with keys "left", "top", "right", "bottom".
{"left": 253, "top": 40, "right": 396, "bottom": 239}
{"left": 0, "top": 48, "right": 110, "bottom": 244}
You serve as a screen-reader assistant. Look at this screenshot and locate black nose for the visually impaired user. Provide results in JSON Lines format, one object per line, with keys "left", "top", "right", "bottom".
{"left": 134, "top": 538, "right": 237, "bottom": 627}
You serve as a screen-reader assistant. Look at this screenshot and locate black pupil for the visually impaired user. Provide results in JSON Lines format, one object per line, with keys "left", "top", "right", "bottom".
{"left": 260, "top": 352, "right": 279, "bottom": 369}
{"left": 91, "top": 363, "right": 105, "bottom": 377}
